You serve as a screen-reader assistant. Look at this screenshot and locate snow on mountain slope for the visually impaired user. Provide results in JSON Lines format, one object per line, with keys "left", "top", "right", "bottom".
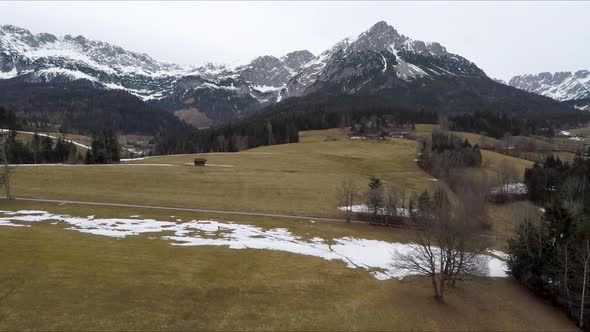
{"left": 280, "top": 21, "right": 485, "bottom": 99}
{"left": 0, "top": 24, "right": 193, "bottom": 100}
{"left": 0, "top": 24, "right": 315, "bottom": 110}
{"left": 3, "top": 21, "right": 559, "bottom": 128}
{"left": 0, "top": 25, "right": 188, "bottom": 77}
{"left": 509, "top": 70, "right": 590, "bottom": 101}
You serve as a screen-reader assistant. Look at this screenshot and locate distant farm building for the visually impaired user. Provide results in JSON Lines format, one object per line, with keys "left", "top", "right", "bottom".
{"left": 194, "top": 158, "right": 207, "bottom": 166}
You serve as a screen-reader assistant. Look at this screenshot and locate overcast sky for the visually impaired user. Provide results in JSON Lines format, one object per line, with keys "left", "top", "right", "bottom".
{"left": 1, "top": 1, "right": 588, "bottom": 81}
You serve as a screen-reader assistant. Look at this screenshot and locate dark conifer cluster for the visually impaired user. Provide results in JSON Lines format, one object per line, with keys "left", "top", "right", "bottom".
{"left": 418, "top": 129, "right": 482, "bottom": 177}
{"left": 510, "top": 149, "right": 590, "bottom": 329}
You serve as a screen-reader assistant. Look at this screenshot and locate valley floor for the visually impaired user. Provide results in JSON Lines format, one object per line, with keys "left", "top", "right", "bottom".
{"left": 0, "top": 127, "right": 576, "bottom": 330}
{"left": 0, "top": 200, "right": 576, "bottom": 331}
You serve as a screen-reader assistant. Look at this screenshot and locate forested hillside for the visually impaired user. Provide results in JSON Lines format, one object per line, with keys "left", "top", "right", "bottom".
{"left": 154, "top": 96, "right": 439, "bottom": 154}
{"left": 154, "top": 91, "right": 590, "bottom": 155}
{"left": 0, "top": 79, "right": 190, "bottom": 135}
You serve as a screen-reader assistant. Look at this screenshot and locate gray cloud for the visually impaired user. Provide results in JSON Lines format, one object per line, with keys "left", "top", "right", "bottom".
{"left": 0, "top": 1, "right": 588, "bottom": 81}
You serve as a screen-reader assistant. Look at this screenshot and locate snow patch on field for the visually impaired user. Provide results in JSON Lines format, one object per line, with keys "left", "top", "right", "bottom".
{"left": 559, "top": 131, "right": 584, "bottom": 141}
{"left": 120, "top": 157, "right": 151, "bottom": 162}
{"left": 337, "top": 204, "right": 410, "bottom": 217}
{"left": 0, "top": 209, "right": 507, "bottom": 280}
{"left": 490, "top": 182, "right": 528, "bottom": 195}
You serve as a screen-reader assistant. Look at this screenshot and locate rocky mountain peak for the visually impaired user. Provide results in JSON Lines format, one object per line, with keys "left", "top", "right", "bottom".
{"left": 238, "top": 55, "right": 292, "bottom": 88}
{"left": 0, "top": 24, "right": 31, "bottom": 36}
{"left": 349, "top": 21, "right": 407, "bottom": 53}
{"left": 1, "top": 25, "right": 47, "bottom": 48}
{"left": 282, "top": 50, "right": 314, "bottom": 71}
{"left": 64, "top": 34, "right": 89, "bottom": 45}
{"left": 249, "top": 55, "right": 283, "bottom": 67}
{"left": 509, "top": 70, "right": 590, "bottom": 101}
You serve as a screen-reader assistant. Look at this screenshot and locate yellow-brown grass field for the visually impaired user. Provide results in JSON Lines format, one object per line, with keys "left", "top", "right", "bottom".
{"left": 0, "top": 128, "right": 575, "bottom": 331}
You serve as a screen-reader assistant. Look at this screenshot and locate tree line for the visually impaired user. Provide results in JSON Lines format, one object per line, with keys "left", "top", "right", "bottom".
{"left": 0, "top": 129, "right": 121, "bottom": 165}
{"left": 448, "top": 110, "right": 590, "bottom": 139}
{"left": 155, "top": 103, "right": 438, "bottom": 154}
{"left": 448, "top": 111, "right": 553, "bottom": 138}
{"left": 84, "top": 129, "right": 121, "bottom": 164}
{"left": 510, "top": 149, "right": 590, "bottom": 329}
{"left": 2, "top": 131, "right": 79, "bottom": 164}
{"left": 418, "top": 129, "right": 482, "bottom": 179}
{"left": 337, "top": 175, "right": 491, "bottom": 301}
{"left": 155, "top": 106, "right": 590, "bottom": 155}
{"left": 524, "top": 152, "right": 590, "bottom": 208}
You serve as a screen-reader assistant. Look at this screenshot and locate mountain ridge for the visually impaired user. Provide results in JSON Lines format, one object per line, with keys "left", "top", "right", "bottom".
{"left": 0, "top": 21, "right": 576, "bottom": 133}
{"left": 509, "top": 70, "right": 590, "bottom": 102}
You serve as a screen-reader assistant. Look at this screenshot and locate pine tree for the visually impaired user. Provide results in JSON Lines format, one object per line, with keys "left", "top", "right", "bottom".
{"left": 31, "top": 132, "right": 41, "bottom": 164}
{"left": 40, "top": 135, "right": 53, "bottom": 163}
{"left": 367, "top": 176, "right": 384, "bottom": 217}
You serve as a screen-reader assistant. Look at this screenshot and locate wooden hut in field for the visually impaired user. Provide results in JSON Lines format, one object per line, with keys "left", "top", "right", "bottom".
{"left": 194, "top": 158, "right": 207, "bottom": 166}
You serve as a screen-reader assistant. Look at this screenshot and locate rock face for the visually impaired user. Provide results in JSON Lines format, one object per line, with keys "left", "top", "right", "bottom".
{"left": 0, "top": 21, "right": 573, "bottom": 131}
{"left": 279, "top": 20, "right": 485, "bottom": 100}
{"left": 237, "top": 51, "right": 314, "bottom": 88}
{"left": 0, "top": 24, "right": 313, "bottom": 125}
{"left": 282, "top": 50, "right": 315, "bottom": 72}
{"left": 0, "top": 24, "right": 188, "bottom": 102}
{"left": 509, "top": 70, "right": 590, "bottom": 101}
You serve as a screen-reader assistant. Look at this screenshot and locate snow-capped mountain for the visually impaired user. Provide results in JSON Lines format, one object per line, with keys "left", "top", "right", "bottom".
{"left": 280, "top": 21, "right": 485, "bottom": 100}
{"left": 0, "top": 21, "right": 485, "bottom": 104}
{"left": 0, "top": 24, "right": 191, "bottom": 101}
{"left": 0, "top": 21, "right": 572, "bottom": 132}
{"left": 0, "top": 24, "right": 316, "bottom": 125}
{"left": 509, "top": 70, "right": 590, "bottom": 102}
{"left": 237, "top": 51, "right": 314, "bottom": 89}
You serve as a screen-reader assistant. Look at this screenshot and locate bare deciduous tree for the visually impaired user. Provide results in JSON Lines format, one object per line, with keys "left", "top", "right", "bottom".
{"left": 576, "top": 240, "right": 590, "bottom": 328}
{"left": 0, "top": 132, "right": 11, "bottom": 199}
{"left": 384, "top": 182, "right": 409, "bottom": 224}
{"left": 385, "top": 183, "right": 399, "bottom": 220}
{"left": 496, "top": 159, "right": 519, "bottom": 199}
{"left": 513, "top": 203, "right": 544, "bottom": 260}
{"left": 561, "top": 175, "right": 587, "bottom": 217}
{"left": 367, "top": 176, "right": 384, "bottom": 218}
{"left": 337, "top": 178, "right": 359, "bottom": 222}
{"left": 393, "top": 187, "right": 488, "bottom": 301}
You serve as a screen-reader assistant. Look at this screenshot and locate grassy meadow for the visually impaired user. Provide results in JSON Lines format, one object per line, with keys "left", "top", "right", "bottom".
{"left": 0, "top": 200, "right": 575, "bottom": 331}
{"left": 7, "top": 127, "right": 537, "bottom": 242}
{"left": 9, "top": 126, "right": 535, "bottom": 217}
{"left": 0, "top": 127, "right": 574, "bottom": 330}
{"left": 10, "top": 132, "right": 436, "bottom": 217}
{"left": 565, "top": 126, "right": 590, "bottom": 145}
{"left": 568, "top": 126, "right": 590, "bottom": 137}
